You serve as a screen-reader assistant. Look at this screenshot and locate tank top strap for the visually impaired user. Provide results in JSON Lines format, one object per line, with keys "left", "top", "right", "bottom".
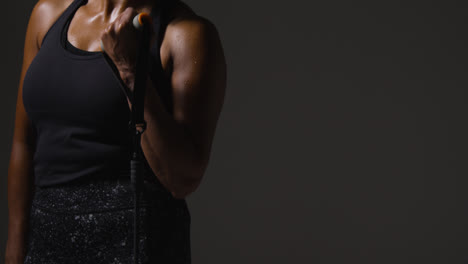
{"left": 40, "top": 0, "right": 85, "bottom": 48}
{"left": 148, "top": 0, "right": 177, "bottom": 115}
{"left": 149, "top": 2, "right": 164, "bottom": 65}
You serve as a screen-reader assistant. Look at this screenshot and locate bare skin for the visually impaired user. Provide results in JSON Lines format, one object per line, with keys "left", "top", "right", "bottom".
{"left": 5, "top": 0, "right": 226, "bottom": 263}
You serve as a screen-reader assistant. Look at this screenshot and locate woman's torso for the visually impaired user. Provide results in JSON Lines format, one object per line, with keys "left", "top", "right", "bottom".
{"left": 22, "top": 0, "right": 179, "bottom": 188}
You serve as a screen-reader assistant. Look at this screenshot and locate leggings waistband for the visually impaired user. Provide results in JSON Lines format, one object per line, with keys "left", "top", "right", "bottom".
{"left": 31, "top": 176, "right": 175, "bottom": 215}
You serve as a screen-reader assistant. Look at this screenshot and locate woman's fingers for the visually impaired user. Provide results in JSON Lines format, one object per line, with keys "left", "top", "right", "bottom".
{"left": 99, "top": 6, "right": 152, "bottom": 71}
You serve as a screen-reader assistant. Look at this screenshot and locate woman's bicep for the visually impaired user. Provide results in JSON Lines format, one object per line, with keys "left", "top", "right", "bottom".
{"left": 13, "top": 0, "right": 70, "bottom": 149}
{"left": 169, "top": 17, "right": 227, "bottom": 163}
{"left": 13, "top": 0, "right": 44, "bottom": 149}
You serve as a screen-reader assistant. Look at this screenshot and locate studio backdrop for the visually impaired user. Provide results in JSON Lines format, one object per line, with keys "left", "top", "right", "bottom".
{"left": 1, "top": 1, "right": 467, "bottom": 263}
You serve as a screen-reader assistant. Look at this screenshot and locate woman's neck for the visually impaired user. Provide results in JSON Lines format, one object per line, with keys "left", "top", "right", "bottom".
{"left": 91, "top": 0, "right": 155, "bottom": 20}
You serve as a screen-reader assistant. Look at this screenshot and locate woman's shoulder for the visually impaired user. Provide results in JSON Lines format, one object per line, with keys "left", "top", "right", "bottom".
{"left": 31, "top": 0, "right": 74, "bottom": 49}
{"left": 164, "top": 0, "right": 221, "bottom": 53}
{"left": 167, "top": 1, "right": 218, "bottom": 32}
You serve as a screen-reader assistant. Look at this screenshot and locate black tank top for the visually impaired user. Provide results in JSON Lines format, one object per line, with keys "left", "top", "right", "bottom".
{"left": 22, "top": 0, "right": 175, "bottom": 188}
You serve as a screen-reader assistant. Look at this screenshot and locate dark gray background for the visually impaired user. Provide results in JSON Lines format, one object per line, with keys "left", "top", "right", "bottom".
{"left": 1, "top": 1, "right": 468, "bottom": 263}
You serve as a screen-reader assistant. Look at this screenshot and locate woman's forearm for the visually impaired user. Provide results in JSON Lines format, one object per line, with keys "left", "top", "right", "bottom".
{"left": 6, "top": 143, "right": 34, "bottom": 260}
{"left": 120, "top": 70, "right": 203, "bottom": 198}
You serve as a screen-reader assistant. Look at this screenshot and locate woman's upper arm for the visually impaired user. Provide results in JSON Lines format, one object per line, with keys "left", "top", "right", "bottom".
{"left": 12, "top": 0, "right": 64, "bottom": 150}
{"left": 12, "top": 1, "right": 41, "bottom": 150}
{"left": 168, "top": 16, "right": 227, "bottom": 166}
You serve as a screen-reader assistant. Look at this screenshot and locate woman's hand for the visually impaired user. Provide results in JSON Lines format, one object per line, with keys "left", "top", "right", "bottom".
{"left": 100, "top": 7, "right": 154, "bottom": 93}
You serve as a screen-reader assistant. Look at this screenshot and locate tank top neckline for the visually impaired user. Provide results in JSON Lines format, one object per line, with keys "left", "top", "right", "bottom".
{"left": 59, "top": 0, "right": 158, "bottom": 60}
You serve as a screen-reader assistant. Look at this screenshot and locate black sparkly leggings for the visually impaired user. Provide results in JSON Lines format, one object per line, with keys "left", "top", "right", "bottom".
{"left": 24, "top": 175, "right": 191, "bottom": 264}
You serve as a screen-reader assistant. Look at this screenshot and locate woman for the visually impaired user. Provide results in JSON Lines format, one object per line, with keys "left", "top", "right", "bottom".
{"left": 5, "top": 0, "right": 226, "bottom": 262}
